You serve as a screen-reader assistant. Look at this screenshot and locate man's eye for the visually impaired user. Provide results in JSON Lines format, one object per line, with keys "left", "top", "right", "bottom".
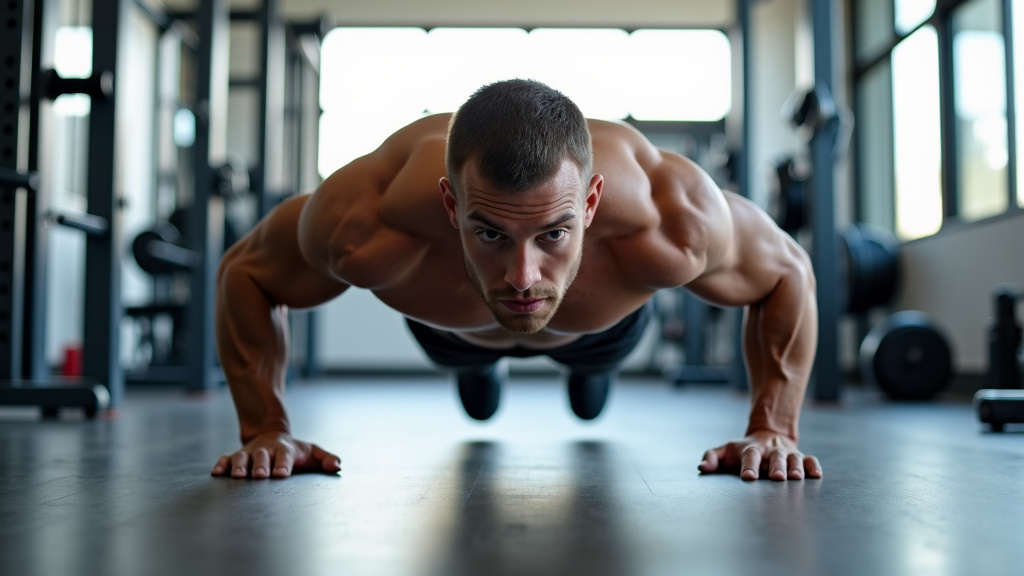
{"left": 544, "top": 230, "right": 566, "bottom": 241}
{"left": 479, "top": 230, "right": 503, "bottom": 242}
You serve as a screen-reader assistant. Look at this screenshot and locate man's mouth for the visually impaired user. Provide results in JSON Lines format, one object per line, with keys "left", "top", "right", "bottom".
{"left": 499, "top": 298, "right": 546, "bottom": 314}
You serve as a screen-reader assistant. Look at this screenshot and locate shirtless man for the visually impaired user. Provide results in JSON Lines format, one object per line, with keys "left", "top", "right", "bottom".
{"left": 211, "top": 79, "right": 823, "bottom": 482}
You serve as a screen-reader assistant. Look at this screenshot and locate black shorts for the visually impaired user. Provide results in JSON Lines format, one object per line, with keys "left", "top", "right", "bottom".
{"left": 405, "top": 301, "right": 654, "bottom": 375}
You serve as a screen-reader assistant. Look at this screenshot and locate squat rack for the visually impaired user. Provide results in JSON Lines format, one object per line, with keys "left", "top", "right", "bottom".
{"left": 0, "top": 0, "right": 127, "bottom": 414}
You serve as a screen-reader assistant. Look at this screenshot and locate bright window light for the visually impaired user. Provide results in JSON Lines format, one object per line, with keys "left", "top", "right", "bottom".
{"left": 895, "top": 0, "right": 936, "bottom": 34}
{"left": 319, "top": 28, "right": 429, "bottom": 176}
{"left": 318, "top": 27, "right": 733, "bottom": 177}
{"left": 422, "top": 28, "right": 530, "bottom": 114}
{"left": 53, "top": 27, "right": 93, "bottom": 117}
{"left": 527, "top": 28, "right": 631, "bottom": 120}
{"left": 892, "top": 26, "right": 943, "bottom": 240}
{"left": 628, "top": 29, "right": 731, "bottom": 122}
{"left": 1015, "top": 0, "right": 1024, "bottom": 207}
{"left": 954, "top": 31, "right": 1005, "bottom": 119}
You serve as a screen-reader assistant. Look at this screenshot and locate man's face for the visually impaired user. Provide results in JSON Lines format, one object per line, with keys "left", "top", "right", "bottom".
{"left": 441, "top": 159, "right": 603, "bottom": 334}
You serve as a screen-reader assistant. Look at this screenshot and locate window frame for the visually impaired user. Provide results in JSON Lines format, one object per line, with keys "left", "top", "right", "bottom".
{"left": 316, "top": 25, "right": 735, "bottom": 179}
{"left": 852, "top": 0, "right": 1023, "bottom": 241}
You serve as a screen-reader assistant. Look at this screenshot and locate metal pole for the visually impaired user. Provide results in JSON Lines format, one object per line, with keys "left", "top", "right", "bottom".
{"left": 22, "top": 0, "right": 60, "bottom": 380}
{"left": 256, "top": 0, "right": 286, "bottom": 218}
{"left": 0, "top": 0, "right": 31, "bottom": 381}
{"left": 809, "top": 0, "right": 841, "bottom": 401}
{"left": 733, "top": 0, "right": 754, "bottom": 391}
{"left": 82, "top": 0, "right": 129, "bottom": 407}
{"left": 184, "top": 0, "right": 228, "bottom": 391}
{"left": 1003, "top": 0, "right": 1017, "bottom": 209}
{"left": 937, "top": 12, "right": 959, "bottom": 220}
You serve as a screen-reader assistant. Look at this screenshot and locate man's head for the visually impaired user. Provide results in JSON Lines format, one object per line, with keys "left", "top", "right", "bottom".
{"left": 445, "top": 79, "right": 594, "bottom": 195}
{"left": 440, "top": 79, "right": 603, "bottom": 334}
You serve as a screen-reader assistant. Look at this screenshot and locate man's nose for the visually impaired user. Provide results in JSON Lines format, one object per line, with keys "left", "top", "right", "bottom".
{"left": 505, "top": 245, "right": 542, "bottom": 292}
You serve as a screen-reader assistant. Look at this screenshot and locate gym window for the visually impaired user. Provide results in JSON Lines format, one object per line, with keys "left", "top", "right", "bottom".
{"left": 854, "top": 0, "right": 1024, "bottom": 242}
{"left": 53, "top": 26, "right": 94, "bottom": 117}
{"left": 317, "top": 27, "right": 732, "bottom": 177}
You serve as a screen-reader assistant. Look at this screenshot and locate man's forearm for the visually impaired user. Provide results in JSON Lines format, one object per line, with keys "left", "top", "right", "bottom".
{"left": 215, "top": 260, "right": 292, "bottom": 443}
{"left": 742, "top": 265, "right": 818, "bottom": 441}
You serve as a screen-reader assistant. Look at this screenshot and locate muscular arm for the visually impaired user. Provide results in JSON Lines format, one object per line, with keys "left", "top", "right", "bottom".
{"left": 211, "top": 192, "right": 350, "bottom": 478}
{"left": 687, "top": 191, "right": 818, "bottom": 443}
{"left": 211, "top": 115, "right": 447, "bottom": 479}
{"left": 648, "top": 151, "right": 822, "bottom": 480}
{"left": 215, "top": 193, "right": 351, "bottom": 442}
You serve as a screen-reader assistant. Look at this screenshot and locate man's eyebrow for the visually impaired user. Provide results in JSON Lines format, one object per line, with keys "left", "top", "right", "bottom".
{"left": 466, "top": 212, "right": 507, "bottom": 232}
{"left": 466, "top": 211, "right": 577, "bottom": 233}
{"left": 538, "top": 212, "right": 578, "bottom": 230}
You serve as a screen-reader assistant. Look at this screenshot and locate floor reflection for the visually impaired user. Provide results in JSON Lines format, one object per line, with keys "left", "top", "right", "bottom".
{"left": 423, "top": 441, "right": 629, "bottom": 576}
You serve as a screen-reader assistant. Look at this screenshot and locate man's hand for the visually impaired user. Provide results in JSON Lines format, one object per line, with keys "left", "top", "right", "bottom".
{"left": 698, "top": 431, "right": 822, "bottom": 481}
{"left": 211, "top": 431, "right": 342, "bottom": 479}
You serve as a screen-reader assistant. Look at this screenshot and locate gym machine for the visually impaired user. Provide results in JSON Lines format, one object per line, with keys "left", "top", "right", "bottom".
{"left": 0, "top": 0, "right": 129, "bottom": 415}
{"left": 975, "top": 286, "right": 1024, "bottom": 431}
{"left": 122, "top": 2, "right": 332, "bottom": 385}
{"left": 113, "top": 0, "right": 229, "bottom": 391}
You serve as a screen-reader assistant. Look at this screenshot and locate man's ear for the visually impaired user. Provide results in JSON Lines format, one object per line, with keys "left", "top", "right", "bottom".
{"left": 439, "top": 177, "right": 459, "bottom": 229}
{"left": 583, "top": 173, "right": 603, "bottom": 228}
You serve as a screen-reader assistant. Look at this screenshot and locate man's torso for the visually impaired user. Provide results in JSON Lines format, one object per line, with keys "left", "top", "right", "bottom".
{"left": 316, "top": 114, "right": 712, "bottom": 350}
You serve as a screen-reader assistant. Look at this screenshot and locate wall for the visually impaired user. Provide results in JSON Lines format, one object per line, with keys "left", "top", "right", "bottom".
{"left": 749, "top": 0, "right": 804, "bottom": 208}
{"left": 897, "top": 213, "right": 1024, "bottom": 373}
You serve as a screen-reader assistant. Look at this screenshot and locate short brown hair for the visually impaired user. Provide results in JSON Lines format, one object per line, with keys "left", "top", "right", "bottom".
{"left": 446, "top": 79, "right": 593, "bottom": 194}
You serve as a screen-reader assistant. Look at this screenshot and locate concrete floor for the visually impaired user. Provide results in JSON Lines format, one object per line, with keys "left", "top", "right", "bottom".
{"left": 1, "top": 376, "right": 1021, "bottom": 576}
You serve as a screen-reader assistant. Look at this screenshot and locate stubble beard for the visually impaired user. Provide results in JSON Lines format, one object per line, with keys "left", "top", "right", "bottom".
{"left": 464, "top": 251, "right": 583, "bottom": 335}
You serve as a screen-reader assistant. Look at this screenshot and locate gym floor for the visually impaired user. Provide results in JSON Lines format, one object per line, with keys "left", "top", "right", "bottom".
{"left": 1, "top": 376, "right": 1021, "bottom": 576}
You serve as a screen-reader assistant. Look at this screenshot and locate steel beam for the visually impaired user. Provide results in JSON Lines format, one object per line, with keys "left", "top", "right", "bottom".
{"left": 184, "top": 0, "right": 229, "bottom": 391}
{"left": 809, "top": 0, "right": 842, "bottom": 401}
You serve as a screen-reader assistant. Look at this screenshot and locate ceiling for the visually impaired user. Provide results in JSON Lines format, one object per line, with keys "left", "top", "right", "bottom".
{"left": 163, "top": 0, "right": 736, "bottom": 30}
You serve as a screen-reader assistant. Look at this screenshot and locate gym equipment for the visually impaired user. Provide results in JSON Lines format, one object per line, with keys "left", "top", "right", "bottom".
{"left": 840, "top": 223, "right": 900, "bottom": 315}
{"left": 41, "top": 69, "right": 114, "bottom": 101}
{"left": 859, "top": 311, "right": 953, "bottom": 400}
{"left": 987, "top": 286, "right": 1022, "bottom": 389}
{"left": 0, "top": 169, "right": 111, "bottom": 416}
{"left": 132, "top": 222, "right": 198, "bottom": 275}
{"left": 662, "top": 290, "right": 737, "bottom": 385}
{"left": 0, "top": 0, "right": 123, "bottom": 416}
{"left": 974, "top": 389, "right": 1024, "bottom": 432}
{"left": 125, "top": 220, "right": 198, "bottom": 380}
{"left": 767, "top": 157, "right": 809, "bottom": 235}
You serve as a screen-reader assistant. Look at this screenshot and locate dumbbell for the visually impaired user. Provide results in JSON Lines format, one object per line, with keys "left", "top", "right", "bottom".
{"left": 975, "top": 389, "right": 1024, "bottom": 432}
{"left": 132, "top": 223, "right": 198, "bottom": 276}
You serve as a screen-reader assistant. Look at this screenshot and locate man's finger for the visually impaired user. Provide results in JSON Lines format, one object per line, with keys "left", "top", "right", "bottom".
{"left": 787, "top": 453, "right": 805, "bottom": 480}
{"left": 211, "top": 455, "right": 230, "bottom": 476}
{"left": 804, "top": 455, "right": 823, "bottom": 478}
{"left": 699, "top": 448, "right": 722, "bottom": 473}
{"left": 230, "top": 451, "right": 251, "bottom": 478}
{"left": 740, "top": 447, "right": 761, "bottom": 481}
{"left": 251, "top": 448, "right": 271, "bottom": 479}
{"left": 310, "top": 444, "right": 342, "bottom": 473}
{"left": 272, "top": 448, "right": 294, "bottom": 478}
{"left": 768, "top": 449, "right": 787, "bottom": 481}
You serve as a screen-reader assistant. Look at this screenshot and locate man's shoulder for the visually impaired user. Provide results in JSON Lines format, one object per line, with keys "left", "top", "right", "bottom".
{"left": 382, "top": 114, "right": 452, "bottom": 153}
